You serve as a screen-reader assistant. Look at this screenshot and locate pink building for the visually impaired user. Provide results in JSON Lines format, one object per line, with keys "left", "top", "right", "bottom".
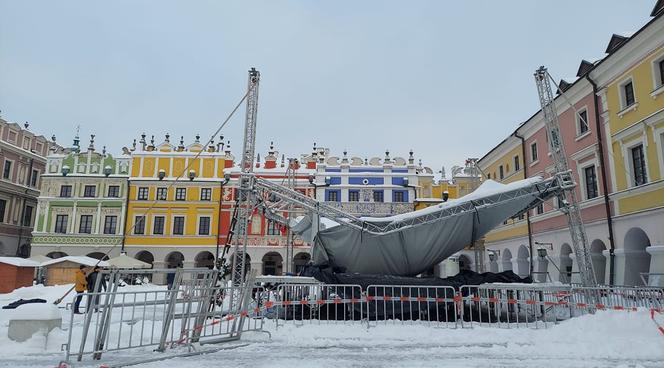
{"left": 0, "top": 118, "right": 59, "bottom": 257}
{"left": 478, "top": 71, "right": 614, "bottom": 284}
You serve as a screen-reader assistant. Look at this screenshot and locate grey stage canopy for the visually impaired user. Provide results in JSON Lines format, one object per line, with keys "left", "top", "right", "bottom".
{"left": 292, "top": 176, "right": 563, "bottom": 276}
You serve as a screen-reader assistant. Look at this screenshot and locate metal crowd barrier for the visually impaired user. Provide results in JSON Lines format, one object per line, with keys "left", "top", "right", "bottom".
{"left": 365, "top": 285, "right": 457, "bottom": 328}
{"left": 459, "top": 284, "right": 573, "bottom": 328}
{"left": 273, "top": 284, "right": 363, "bottom": 327}
{"left": 62, "top": 268, "right": 258, "bottom": 366}
{"left": 60, "top": 274, "right": 664, "bottom": 366}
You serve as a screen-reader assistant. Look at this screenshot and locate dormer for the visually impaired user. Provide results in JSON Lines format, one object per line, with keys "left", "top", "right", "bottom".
{"left": 557, "top": 79, "right": 572, "bottom": 95}
{"left": 605, "top": 34, "right": 629, "bottom": 54}
{"left": 651, "top": 0, "right": 664, "bottom": 16}
{"left": 576, "top": 60, "right": 594, "bottom": 77}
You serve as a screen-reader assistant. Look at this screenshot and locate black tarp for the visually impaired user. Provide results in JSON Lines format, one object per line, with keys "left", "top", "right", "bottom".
{"left": 281, "top": 266, "right": 532, "bottom": 321}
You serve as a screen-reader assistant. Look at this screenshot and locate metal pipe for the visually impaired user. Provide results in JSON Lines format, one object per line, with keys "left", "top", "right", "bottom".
{"left": 513, "top": 131, "right": 534, "bottom": 277}
{"left": 120, "top": 179, "right": 131, "bottom": 253}
{"left": 585, "top": 74, "right": 616, "bottom": 285}
{"left": 16, "top": 157, "right": 34, "bottom": 257}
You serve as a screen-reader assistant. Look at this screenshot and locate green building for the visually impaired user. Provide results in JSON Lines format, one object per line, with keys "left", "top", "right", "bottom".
{"left": 31, "top": 135, "right": 131, "bottom": 259}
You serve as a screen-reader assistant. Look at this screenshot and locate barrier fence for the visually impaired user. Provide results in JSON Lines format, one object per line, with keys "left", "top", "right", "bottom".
{"left": 62, "top": 268, "right": 258, "bottom": 366}
{"left": 60, "top": 276, "right": 664, "bottom": 366}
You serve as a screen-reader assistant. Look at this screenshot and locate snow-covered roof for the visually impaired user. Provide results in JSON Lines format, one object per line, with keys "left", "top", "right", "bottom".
{"left": 0, "top": 257, "right": 40, "bottom": 267}
{"left": 107, "top": 254, "right": 151, "bottom": 269}
{"left": 41, "top": 256, "right": 109, "bottom": 267}
{"left": 28, "top": 255, "right": 51, "bottom": 263}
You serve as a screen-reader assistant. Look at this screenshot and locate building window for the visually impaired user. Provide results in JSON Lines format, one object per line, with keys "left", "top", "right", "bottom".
{"left": 487, "top": 173, "right": 491, "bottom": 180}
{"left": 584, "top": 166, "right": 598, "bottom": 199}
{"left": 79, "top": 215, "right": 93, "bottom": 234}
{"left": 659, "top": 59, "right": 664, "bottom": 88}
{"left": 623, "top": 81, "right": 635, "bottom": 108}
{"left": 373, "top": 191, "right": 384, "bottom": 203}
{"left": 54, "top": 214, "right": 68, "bottom": 233}
{"left": 60, "top": 185, "right": 72, "bottom": 198}
{"left": 530, "top": 142, "right": 538, "bottom": 162}
{"left": 514, "top": 156, "right": 520, "bottom": 172}
{"left": 0, "top": 199, "right": 5, "bottom": 222}
{"left": 83, "top": 185, "right": 96, "bottom": 198}
{"left": 173, "top": 216, "right": 185, "bottom": 235}
{"left": 200, "top": 188, "right": 212, "bottom": 201}
{"left": 536, "top": 203, "right": 544, "bottom": 215}
{"left": 175, "top": 188, "right": 187, "bottom": 201}
{"left": 499, "top": 165, "right": 504, "bottom": 180}
{"left": 349, "top": 191, "right": 359, "bottom": 202}
{"left": 22, "top": 206, "right": 33, "bottom": 226}
{"left": 631, "top": 144, "right": 647, "bottom": 186}
{"left": 134, "top": 216, "right": 146, "bottom": 235}
{"left": 107, "top": 185, "right": 120, "bottom": 198}
{"left": 198, "top": 217, "right": 211, "bottom": 235}
{"left": 3, "top": 160, "right": 12, "bottom": 179}
{"left": 153, "top": 216, "right": 165, "bottom": 235}
{"left": 137, "top": 187, "right": 149, "bottom": 200}
{"left": 267, "top": 220, "right": 280, "bottom": 235}
{"left": 30, "top": 169, "right": 39, "bottom": 187}
{"left": 103, "top": 215, "right": 118, "bottom": 234}
{"left": 577, "top": 109, "right": 589, "bottom": 135}
{"left": 393, "top": 191, "right": 405, "bottom": 203}
{"left": 156, "top": 187, "right": 167, "bottom": 200}
{"left": 327, "top": 190, "right": 338, "bottom": 202}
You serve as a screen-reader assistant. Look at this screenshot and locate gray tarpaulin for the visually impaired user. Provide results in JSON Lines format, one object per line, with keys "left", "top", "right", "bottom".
{"left": 293, "top": 177, "right": 560, "bottom": 276}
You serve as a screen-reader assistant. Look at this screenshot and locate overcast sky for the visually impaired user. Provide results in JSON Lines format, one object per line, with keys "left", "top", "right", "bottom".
{"left": 0, "top": 1, "right": 655, "bottom": 177}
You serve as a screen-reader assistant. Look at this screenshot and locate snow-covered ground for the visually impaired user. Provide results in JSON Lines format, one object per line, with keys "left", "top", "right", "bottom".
{"left": 1, "top": 284, "right": 663, "bottom": 367}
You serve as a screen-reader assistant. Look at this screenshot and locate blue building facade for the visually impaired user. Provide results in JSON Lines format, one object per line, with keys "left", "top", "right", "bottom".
{"left": 310, "top": 148, "right": 434, "bottom": 217}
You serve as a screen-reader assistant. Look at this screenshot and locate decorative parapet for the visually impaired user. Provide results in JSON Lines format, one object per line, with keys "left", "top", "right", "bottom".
{"left": 32, "top": 234, "right": 123, "bottom": 246}
{"left": 231, "top": 235, "right": 309, "bottom": 247}
{"left": 325, "top": 202, "right": 413, "bottom": 216}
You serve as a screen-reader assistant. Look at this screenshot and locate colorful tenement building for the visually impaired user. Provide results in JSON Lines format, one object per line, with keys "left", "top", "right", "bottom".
{"left": 31, "top": 134, "right": 130, "bottom": 258}
{"left": 0, "top": 118, "right": 59, "bottom": 257}
{"left": 122, "top": 134, "right": 227, "bottom": 273}
{"left": 218, "top": 142, "right": 316, "bottom": 276}
{"left": 475, "top": 2, "right": 664, "bottom": 286}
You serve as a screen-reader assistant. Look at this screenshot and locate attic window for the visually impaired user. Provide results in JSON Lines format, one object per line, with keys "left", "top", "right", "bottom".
{"left": 605, "top": 34, "right": 628, "bottom": 54}
{"left": 558, "top": 79, "right": 571, "bottom": 93}
{"left": 576, "top": 60, "right": 594, "bottom": 77}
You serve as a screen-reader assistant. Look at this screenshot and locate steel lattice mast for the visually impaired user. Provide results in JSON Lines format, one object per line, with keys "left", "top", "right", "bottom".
{"left": 533, "top": 66, "right": 597, "bottom": 287}
{"left": 231, "top": 68, "right": 260, "bottom": 286}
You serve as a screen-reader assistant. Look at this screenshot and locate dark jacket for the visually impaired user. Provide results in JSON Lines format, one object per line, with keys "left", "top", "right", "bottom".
{"left": 86, "top": 271, "right": 107, "bottom": 292}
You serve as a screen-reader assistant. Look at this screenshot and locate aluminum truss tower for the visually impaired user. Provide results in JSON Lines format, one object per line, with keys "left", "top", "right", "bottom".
{"left": 230, "top": 68, "right": 261, "bottom": 286}
{"left": 534, "top": 66, "right": 597, "bottom": 287}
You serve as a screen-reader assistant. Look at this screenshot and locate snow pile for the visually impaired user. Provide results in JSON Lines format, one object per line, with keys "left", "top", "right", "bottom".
{"left": 134, "top": 309, "right": 664, "bottom": 368}
{"left": 1, "top": 283, "right": 662, "bottom": 367}
{"left": 6, "top": 303, "right": 61, "bottom": 321}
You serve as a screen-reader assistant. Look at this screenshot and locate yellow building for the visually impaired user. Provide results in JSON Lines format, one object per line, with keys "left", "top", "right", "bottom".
{"left": 476, "top": 136, "right": 529, "bottom": 275}
{"left": 122, "top": 134, "right": 228, "bottom": 270}
{"left": 414, "top": 177, "right": 458, "bottom": 210}
{"left": 589, "top": 5, "right": 664, "bottom": 286}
